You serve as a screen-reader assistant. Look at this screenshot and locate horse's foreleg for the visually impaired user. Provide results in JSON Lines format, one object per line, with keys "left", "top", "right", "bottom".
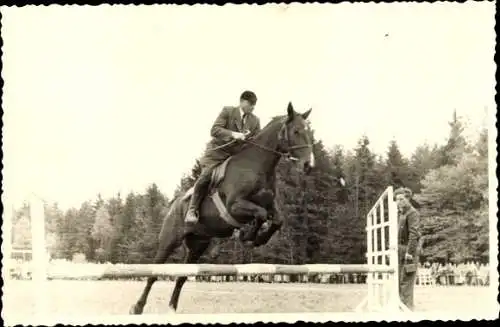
{"left": 130, "top": 234, "right": 183, "bottom": 315}
{"left": 239, "top": 219, "right": 264, "bottom": 242}
{"left": 229, "top": 198, "right": 267, "bottom": 242}
{"left": 168, "top": 235, "right": 211, "bottom": 312}
{"left": 253, "top": 221, "right": 282, "bottom": 247}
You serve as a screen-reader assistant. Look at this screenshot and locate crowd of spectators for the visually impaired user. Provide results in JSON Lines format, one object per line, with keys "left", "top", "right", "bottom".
{"left": 415, "top": 261, "right": 490, "bottom": 286}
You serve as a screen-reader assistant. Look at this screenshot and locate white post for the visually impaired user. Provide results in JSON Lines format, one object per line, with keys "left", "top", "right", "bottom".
{"left": 355, "top": 186, "right": 404, "bottom": 313}
{"left": 380, "top": 196, "right": 387, "bottom": 309}
{"left": 30, "top": 195, "right": 49, "bottom": 323}
{"left": 366, "top": 210, "right": 373, "bottom": 311}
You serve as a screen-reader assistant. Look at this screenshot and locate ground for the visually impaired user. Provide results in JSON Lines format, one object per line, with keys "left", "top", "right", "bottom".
{"left": 2, "top": 280, "right": 493, "bottom": 323}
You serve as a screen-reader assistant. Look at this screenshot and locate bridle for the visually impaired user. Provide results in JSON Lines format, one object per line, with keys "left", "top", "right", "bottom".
{"left": 275, "top": 120, "right": 313, "bottom": 161}
{"left": 209, "top": 120, "right": 313, "bottom": 162}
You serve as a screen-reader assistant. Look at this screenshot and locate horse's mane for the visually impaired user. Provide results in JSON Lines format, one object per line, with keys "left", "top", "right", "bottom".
{"left": 270, "top": 115, "right": 286, "bottom": 121}
{"left": 256, "top": 115, "right": 287, "bottom": 136}
{"left": 235, "top": 115, "right": 289, "bottom": 154}
{"left": 239, "top": 114, "right": 287, "bottom": 151}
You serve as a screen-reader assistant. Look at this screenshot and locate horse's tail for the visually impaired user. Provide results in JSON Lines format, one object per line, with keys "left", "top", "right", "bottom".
{"left": 167, "top": 196, "right": 176, "bottom": 207}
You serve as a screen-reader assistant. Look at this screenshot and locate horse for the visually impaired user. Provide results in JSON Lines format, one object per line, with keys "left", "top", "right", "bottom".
{"left": 130, "top": 102, "right": 317, "bottom": 314}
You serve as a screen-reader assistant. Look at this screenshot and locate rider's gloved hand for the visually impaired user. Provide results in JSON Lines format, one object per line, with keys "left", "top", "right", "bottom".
{"left": 231, "top": 132, "right": 246, "bottom": 140}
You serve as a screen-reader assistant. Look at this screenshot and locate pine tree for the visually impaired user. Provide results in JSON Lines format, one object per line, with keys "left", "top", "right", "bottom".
{"left": 385, "top": 139, "right": 410, "bottom": 188}
{"left": 171, "top": 159, "right": 203, "bottom": 200}
{"left": 76, "top": 201, "right": 97, "bottom": 261}
{"left": 122, "top": 184, "right": 170, "bottom": 263}
{"left": 106, "top": 194, "right": 124, "bottom": 262}
{"left": 329, "top": 145, "right": 349, "bottom": 204}
{"left": 125, "top": 194, "right": 149, "bottom": 263}
{"left": 57, "top": 208, "right": 79, "bottom": 260}
{"left": 416, "top": 130, "right": 488, "bottom": 262}
{"left": 145, "top": 183, "right": 168, "bottom": 253}
{"left": 476, "top": 127, "right": 488, "bottom": 158}
{"left": 114, "top": 192, "right": 137, "bottom": 262}
{"left": 341, "top": 135, "right": 382, "bottom": 263}
{"left": 409, "top": 142, "right": 441, "bottom": 193}
{"left": 438, "top": 110, "right": 468, "bottom": 167}
{"left": 91, "top": 205, "right": 114, "bottom": 262}
{"left": 12, "top": 209, "right": 31, "bottom": 249}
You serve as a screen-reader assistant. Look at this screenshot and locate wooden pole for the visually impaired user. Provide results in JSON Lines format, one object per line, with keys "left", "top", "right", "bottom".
{"left": 30, "top": 195, "right": 49, "bottom": 322}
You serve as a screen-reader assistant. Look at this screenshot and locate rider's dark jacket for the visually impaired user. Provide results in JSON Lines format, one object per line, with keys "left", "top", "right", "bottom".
{"left": 199, "top": 106, "right": 261, "bottom": 170}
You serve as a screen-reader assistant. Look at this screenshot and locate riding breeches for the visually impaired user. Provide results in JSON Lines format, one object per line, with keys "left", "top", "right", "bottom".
{"left": 199, "top": 145, "right": 237, "bottom": 172}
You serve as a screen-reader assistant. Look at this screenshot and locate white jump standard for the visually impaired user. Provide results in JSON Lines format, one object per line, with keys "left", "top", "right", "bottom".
{"left": 355, "top": 186, "right": 411, "bottom": 313}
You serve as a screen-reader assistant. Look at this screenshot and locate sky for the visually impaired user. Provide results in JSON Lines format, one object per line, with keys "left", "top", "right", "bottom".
{"left": 1, "top": 2, "right": 496, "bottom": 210}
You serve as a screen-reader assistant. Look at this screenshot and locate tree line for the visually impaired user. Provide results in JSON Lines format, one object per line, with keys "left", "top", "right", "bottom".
{"left": 10, "top": 110, "right": 489, "bottom": 265}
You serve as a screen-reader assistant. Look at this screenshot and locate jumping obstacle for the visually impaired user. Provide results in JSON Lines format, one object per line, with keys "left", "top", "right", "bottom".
{"left": 355, "top": 186, "right": 410, "bottom": 312}
{"left": 45, "top": 263, "right": 394, "bottom": 279}
{"left": 5, "top": 186, "right": 407, "bottom": 324}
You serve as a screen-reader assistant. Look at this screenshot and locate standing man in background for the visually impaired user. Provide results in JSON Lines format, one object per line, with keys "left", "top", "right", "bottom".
{"left": 394, "top": 187, "right": 422, "bottom": 311}
{"left": 185, "top": 90, "right": 261, "bottom": 226}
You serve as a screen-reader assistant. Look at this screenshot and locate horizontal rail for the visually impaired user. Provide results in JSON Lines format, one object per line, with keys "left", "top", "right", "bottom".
{"left": 46, "top": 263, "right": 395, "bottom": 279}
{"left": 366, "top": 221, "right": 391, "bottom": 231}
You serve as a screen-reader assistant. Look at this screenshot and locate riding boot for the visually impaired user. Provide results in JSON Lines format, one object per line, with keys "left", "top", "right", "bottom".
{"left": 185, "top": 170, "right": 212, "bottom": 225}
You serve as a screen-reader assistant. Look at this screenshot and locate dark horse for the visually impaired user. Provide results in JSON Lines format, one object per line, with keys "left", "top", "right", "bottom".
{"left": 130, "top": 102, "right": 316, "bottom": 314}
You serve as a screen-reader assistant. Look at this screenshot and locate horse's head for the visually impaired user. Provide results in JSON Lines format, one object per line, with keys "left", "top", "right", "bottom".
{"left": 279, "top": 102, "right": 315, "bottom": 174}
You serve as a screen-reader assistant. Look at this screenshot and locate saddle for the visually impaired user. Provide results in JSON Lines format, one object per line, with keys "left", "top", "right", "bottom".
{"left": 182, "top": 157, "right": 243, "bottom": 228}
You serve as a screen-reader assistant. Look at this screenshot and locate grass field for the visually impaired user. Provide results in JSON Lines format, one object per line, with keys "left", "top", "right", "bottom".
{"left": 2, "top": 280, "right": 494, "bottom": 323}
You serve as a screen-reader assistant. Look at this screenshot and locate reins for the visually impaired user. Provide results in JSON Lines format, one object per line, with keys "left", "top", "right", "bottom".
{"left": 207, "top": 121, "right": 312, "bottom": 162}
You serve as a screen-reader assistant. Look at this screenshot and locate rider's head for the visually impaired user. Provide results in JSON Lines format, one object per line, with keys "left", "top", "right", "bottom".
{"left": 240, "top": 90, "right": 257, "bottom": 114}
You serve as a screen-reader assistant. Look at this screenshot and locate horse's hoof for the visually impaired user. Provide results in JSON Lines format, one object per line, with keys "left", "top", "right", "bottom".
{"left": 253, "top": 241, "right": 264, "bottom": 247}
{"left": 253, "top": 236, "right": 269, "bottom": 247}
{"left": 129, "top": 304, "right": 143, "bottom": 315}
{"left": 238, "top": 233, "right": 249, "bottom": 242}
{"left": 167, "top": 305, "right": 177, "bottom": 314}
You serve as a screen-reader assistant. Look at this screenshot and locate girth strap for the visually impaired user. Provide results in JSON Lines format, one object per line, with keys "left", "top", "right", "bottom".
{"left": 210, "top": 190, "right": 243, "bottom": 228}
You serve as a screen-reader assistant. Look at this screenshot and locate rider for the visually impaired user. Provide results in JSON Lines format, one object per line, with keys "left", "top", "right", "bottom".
{"left": 185, "top": 90, "right": 261, "bottom": 226}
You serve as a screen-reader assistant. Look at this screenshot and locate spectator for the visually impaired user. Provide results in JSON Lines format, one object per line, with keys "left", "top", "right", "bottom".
{"left": 394, "top": 187, "right": 422, "bottom": 311}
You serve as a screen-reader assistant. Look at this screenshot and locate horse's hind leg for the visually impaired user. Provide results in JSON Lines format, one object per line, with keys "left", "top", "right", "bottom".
{"left": 130, "top": 235, "right": 183, "bottom": 315}
{"left": 230, "top": 198, "right": 267, "bottom": 243}
{"left": 168, "top": 235, "right": 211, "bottom": 312}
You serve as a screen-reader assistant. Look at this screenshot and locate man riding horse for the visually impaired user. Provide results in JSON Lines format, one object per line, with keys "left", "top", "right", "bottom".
{"left": 185, "top": 90, "right": 261, "bottom": 226}
{"left": 130, "top": 100, "right": 318, "bottom": 315}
